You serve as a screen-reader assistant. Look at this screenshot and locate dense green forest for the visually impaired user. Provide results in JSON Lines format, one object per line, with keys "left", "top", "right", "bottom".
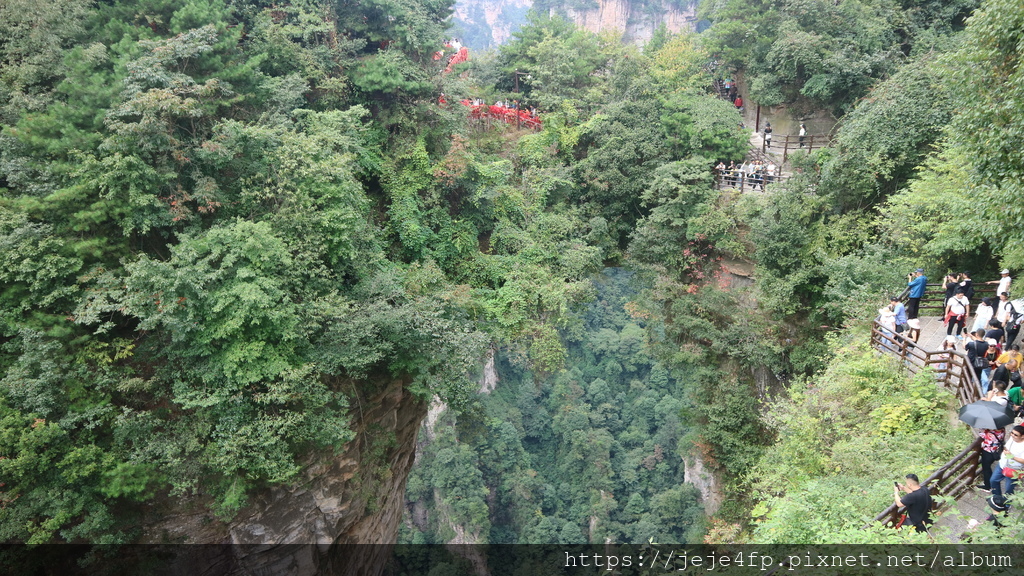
{"left": 0, "top": 0, "right": 741, "bottom": 543}
{"left": 2, "top": 0, "right": 1024, "bottom": 548}
{"left": 402, "top": 269, "right": 705, "bottom": 544}
{"left": 403, "top": 0, "right": 1024, "bottom": 546}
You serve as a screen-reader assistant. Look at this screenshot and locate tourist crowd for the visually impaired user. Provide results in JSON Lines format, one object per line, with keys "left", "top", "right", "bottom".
{"left": 879, "top": 268, "right": 1024, "bottom": 518}
{"left": 715, "top": 160, "right": 778, "bottom": 190}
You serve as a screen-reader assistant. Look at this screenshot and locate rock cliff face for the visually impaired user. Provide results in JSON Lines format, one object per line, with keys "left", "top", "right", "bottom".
{"left": 141, "top": 377, "right": 427, "bottom": 576}
{"left": 683, "top": 450, "right": 722, "bottom": 516}
{"left": 563, "top": 0, "right": 699, "bottom": 44}
{"left": 454, "top": 0, "right": 532, "bottom": 49}
{"left": 452, "top": 0, "right": 699, "bottom": 49}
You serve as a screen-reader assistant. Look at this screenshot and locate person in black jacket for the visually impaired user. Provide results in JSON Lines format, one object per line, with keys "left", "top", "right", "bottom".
{"left": 960, "top": 270, "right": 975, "bottom": 299}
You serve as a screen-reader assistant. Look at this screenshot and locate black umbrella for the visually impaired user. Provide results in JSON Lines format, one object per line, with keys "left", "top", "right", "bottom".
{"left": 959, "top": 400, "right": 1015, "bottom": 430}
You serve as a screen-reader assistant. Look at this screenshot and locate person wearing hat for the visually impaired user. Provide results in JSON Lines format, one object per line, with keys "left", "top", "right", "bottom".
{"left": 878, "top": 304, "right": 897, "bottom": 335}
{"left": 906, "top": 269, "right": 927, "bottom": 320}
{"left": 987, "top": 269, "right": 1012, "bottom": 298}
{"left": 980, "top": 337, "right": 1001, "bottom": 394}
{"left": 905, "top": 317, "right": 921, "bottom": 342}
{"left": 935, "top": 336, "right": 958, "bottom": 379}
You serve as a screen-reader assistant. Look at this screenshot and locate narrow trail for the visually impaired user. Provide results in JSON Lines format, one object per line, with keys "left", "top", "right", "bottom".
{"left": 913, "top": 313, "right": 995, "bottom": 540}
{"left": 711, "top": 78, "right": 831, "bottom": 191}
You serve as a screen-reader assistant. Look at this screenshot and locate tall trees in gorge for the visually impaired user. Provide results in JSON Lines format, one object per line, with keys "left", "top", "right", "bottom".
{"left": 0, "top": 0, "right": 484, "bottom": 542}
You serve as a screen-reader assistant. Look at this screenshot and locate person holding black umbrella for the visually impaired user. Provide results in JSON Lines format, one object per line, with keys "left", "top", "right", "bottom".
{"left": 960, "top": 396, "right": 1014, "bottom": 495}
{"left": 959, "top": 395, "right": 1016, "bottom": 429}
{"left": 986, "top": 379, "right": 1010, "bottom": 405}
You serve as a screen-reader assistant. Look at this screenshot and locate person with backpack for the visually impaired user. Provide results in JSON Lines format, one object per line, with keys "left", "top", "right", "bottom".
{"left": 960, "top": 270, "right": 975, "bottom": 299}
{"left": 966, "top": 329, "right": 991, "bottom": 385}
{"left": 1004, "top": 298, "right": 1024, "bottom": 347}
{"left": 979, "top": 337, "right": 1001, "bottom": 394}
{"left": 996, "top": 292, "right": 1015, "bottom": 327}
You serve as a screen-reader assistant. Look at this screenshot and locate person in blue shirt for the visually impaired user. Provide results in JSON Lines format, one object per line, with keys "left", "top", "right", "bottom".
{"left": 907, "top": 268, "right": 928, "bottom": 319}
{"left": 890, "top": 295, "right": 908, "bottom": 331}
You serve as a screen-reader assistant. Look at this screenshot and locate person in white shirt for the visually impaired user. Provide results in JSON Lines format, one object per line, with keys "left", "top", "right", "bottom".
{"left": 988, "top": 269, "right": 1012, "bottom": 297}
{"left": 973, "top": 297, "right": 995, "bottom": 333}
{"left": 945, "top": 289, "right": 970, "bottom": 337}
{"left": 878, "top": 306, "right": 896, "bottom": 334}
{"left": 996, "top": 292, "right": 1015, "bottom": 325}
{"left": 989, "top": 425, "right": 1024, "bottom": 510}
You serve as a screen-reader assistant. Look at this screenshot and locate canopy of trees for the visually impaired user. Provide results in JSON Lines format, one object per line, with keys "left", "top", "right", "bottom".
{"left": 3, "top": 0, "right": 1022, "bottom": 549}
{"left": 0, "top": 0, "right": 744, "bottom": 544}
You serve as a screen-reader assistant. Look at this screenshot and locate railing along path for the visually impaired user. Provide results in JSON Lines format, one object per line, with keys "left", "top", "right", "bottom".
{"left": 868, "top": 281, "right": 990, "bottom": 529}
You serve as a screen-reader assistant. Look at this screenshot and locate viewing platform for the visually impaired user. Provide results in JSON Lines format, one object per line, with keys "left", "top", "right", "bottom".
{"left": 869, "top": 280, "right": 1013, "bottom": 539}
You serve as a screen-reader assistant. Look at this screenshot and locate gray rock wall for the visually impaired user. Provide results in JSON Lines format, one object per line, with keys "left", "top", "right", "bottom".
{"left": 140, "top": 377, "right": 427, "bottom": 576}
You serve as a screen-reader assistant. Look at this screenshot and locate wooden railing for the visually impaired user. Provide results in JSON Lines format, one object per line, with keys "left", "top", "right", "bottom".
{"left": 867, "top": 280, "right": 990, "bottom": 529}
{"left": 916, "top": 282, "right": 954, "bottom": 316}
{"left": 868, "top": 325, "right": 982, "bottom": 407}
{"left": 761, "top": 133, "right": 831, "bottom": 161}
{"left": 911, "top": 279, "right": 1001, "bottom": 317}
{"left": 714, "top": 170, "right": 785, "bottom": 192}
{"left": 873, "top": 437, "right": 983, "bottom": 527}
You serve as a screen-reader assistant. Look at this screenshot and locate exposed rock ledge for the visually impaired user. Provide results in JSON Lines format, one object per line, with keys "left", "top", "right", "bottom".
{"left": 684, "top": 449, "right": 722, "bottom": 517}
{"left": 140, "top": 377, "right": 427, "bottom": 576}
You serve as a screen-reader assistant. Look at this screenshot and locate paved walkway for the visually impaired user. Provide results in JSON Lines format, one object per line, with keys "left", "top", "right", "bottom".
{"left": 915, "top": 313, "right": 954, "bottom": 352}
{"left": 914, "top": 313, "right": 1007, "bottom": 540}
{"left": 933, "top": 488, "right": 992, "bottom": 541}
